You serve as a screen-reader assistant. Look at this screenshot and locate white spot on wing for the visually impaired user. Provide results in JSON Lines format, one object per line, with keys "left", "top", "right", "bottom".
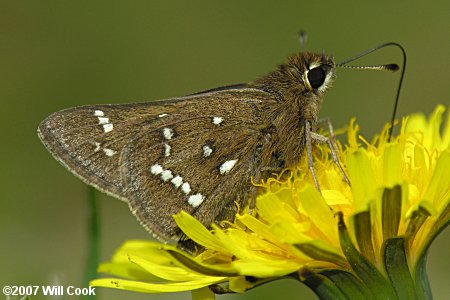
{"left": 103, "top": 148, "right": 116, "bottom": 157}
{"left": 94, "top": 110, "right": 104, "bottom": 117}
{"left": 164, "top": 143, "right": 171, "bottom": 157}
{"left": 163, "top": 127, "right": 174, "bottom": 140}
{"left": 171, "top": 175, "right": 183, "bottom": 188}
{"left": 150, "top": 164, "right": 163, "bottom": 175}
{"left": 212, "top": 116, "right": 223, "bottom": 125}
{"left": 160, "top": 170, "right": 173, "bottom": 181}
{"left": 98, "top": 117, "right": 109, "bottom": 125}
{"left": 95, "top": 110, "right": 113, "bottom": 132}
{"left": 181, "top": 182, "right": 191, "bottom": 194}
{"left": 159, "top": 113, "right": 168, "bottom": 118}
{"left": 219, "top": 159, "right": 238, "bottom": 174}
{"left": 94, "top": 142, "right": 101, "bottom": 152}
{"left": 202, "top": 145, "right": 213, "bottom": 157}
{"left": 188, "top": 193, "right": 205, "bottom": 207}
{"left": 103, "top": 123, "right": 113, "bottom": 133}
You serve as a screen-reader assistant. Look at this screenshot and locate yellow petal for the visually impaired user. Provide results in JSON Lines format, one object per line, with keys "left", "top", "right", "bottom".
{"left": 232, "top": 260, "right": 301, "bottom": 277}
{"left": 423, "top": 150, "right": 450, "bottom": 212}
{"left": 173, "top": 211, "right": 225, "bottom": 252}
{"left": 97, "top": 262, "right": 159, "bottom": 281}
{"left": 299, "top": 184, "right": 339, "bottom": 245}
{"left": 129, "top": 254, "right": 206, "bottom": 281}
{"left": 383, "top": 143, "right": 403, "bottom": 187}
{"left": 90, "top": 277, "right": 226, "bottom": 293}
{"left": 347, "top": 149, "right": 376, "bottom": 211}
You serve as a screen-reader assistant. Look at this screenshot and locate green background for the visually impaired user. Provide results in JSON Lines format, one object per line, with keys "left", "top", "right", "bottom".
{"left": 1, "top": 1, "right": 448, "bottom": 299}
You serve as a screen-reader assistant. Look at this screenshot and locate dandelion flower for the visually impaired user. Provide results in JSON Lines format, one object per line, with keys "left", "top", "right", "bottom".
{"left": 91, "top": 105, "right": 449, "bottom": 299}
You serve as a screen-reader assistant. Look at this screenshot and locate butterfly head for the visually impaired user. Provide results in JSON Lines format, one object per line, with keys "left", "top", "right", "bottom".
{"left": 252, "top": 52, "right": 336, "bottom": 99}
{"left": 287, "top": 52, "right": 336, "bottom": 94}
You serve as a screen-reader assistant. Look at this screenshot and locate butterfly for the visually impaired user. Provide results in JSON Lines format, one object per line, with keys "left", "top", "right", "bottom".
{"left": 38, "top": 37, "right": 402, "bottom": 242}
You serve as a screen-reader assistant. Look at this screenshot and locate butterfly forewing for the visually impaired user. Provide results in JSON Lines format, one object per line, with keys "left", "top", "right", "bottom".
{"left": 38, "top": 88, "right": 278, "bottom": 240}
{"left": 38, "top": 103, "right": 173, "bottom": 201}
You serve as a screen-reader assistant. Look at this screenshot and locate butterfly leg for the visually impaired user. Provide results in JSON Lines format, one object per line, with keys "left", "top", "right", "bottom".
{"left": 317, "top": 117, "right": 339, "bottom": 156}
{"left": 306, "top": 121, "right": 351, "bottom": 190}
{"left": 317, "top": 117, "right": 351, "bottom": 186}
{"left": 305, "top": 121, "right": 322, "bottom": 192}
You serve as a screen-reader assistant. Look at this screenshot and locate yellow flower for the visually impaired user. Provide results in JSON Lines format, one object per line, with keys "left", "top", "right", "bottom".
{"left": 91, "top": 106, "right": 449, "bottom": 299}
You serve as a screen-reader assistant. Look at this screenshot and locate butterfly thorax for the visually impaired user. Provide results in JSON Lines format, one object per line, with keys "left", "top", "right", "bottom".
{"left": 248, "top": 52, "right": 336, "bottom": 167}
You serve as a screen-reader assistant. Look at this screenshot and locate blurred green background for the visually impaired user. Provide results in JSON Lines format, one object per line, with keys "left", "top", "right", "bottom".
{"left": 1, "top": 1, "right": 448, "bottom": 299}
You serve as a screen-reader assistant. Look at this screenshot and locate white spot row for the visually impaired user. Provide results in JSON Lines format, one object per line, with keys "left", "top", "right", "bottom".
{"left": 150, "top": 164, "right": 163, "bottom": 175}
{"left": 164, "top": 143, "right": 171, "bottom": 157}
{"left": 212, "top": 116, "right": 223, "bottom": 125}
{"left": 160, "top": 170, "right": 173, "bottom": 182}
{"left": 171, "top": 175, "right": 183, "bottom": 188}
{"left": 93, "top": 142, "right": 116, "bottom": 157}
{"left": 149, "top": 163, "right": 204, "bottom": 207}
{"left": 149, "top": 164, "right": 190, "bottom": 194}
{"left": 103, "top": 148, "right": 116, "bottom": 157}
{"left": 103, "top": 123, "right": 113, "bottom": 133}
{"left": 98, "top": 117, "right": 109, "bottom": 125}
{"left": 94, "top": 109, "right": 113, "bottom": 133}
{"left": 163, "top": 127, "right": 174, "bottom": 140}
{"left": 188, "top": 193, "right": 204, "bottom": 208}
{"left": 202, "top": 145, "right": 213, "bottom": 157}
{"left": 219, "top": 159, "right": 238, "bottom": 174}
{"left": 181, "top": 182, "right": 191, "bottom": 194}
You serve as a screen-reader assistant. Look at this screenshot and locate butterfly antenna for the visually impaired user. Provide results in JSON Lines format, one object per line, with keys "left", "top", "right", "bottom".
{"left": 298, "top": 30, "right": 308, "bottom": 52}
{"left": 337, "top": 42, "right": 407, "bottom": 140}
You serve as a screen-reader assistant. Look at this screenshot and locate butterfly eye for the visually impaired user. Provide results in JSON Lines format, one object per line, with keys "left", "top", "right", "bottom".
{"left": 307, "top": 66, "right": 326, "bottom": 89}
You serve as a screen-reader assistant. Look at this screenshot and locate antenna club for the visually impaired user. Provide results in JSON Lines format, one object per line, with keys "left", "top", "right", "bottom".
{"left": 386, "top": 63, "right": 400, "bottom": 72}
{"left": 334, "top": 42, "right": 406, "bottom": 141}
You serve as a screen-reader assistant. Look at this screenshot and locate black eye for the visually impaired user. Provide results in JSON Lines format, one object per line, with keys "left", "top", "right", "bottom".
{"left": 307, "top": 66, "right": 326, "bottom": 89}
